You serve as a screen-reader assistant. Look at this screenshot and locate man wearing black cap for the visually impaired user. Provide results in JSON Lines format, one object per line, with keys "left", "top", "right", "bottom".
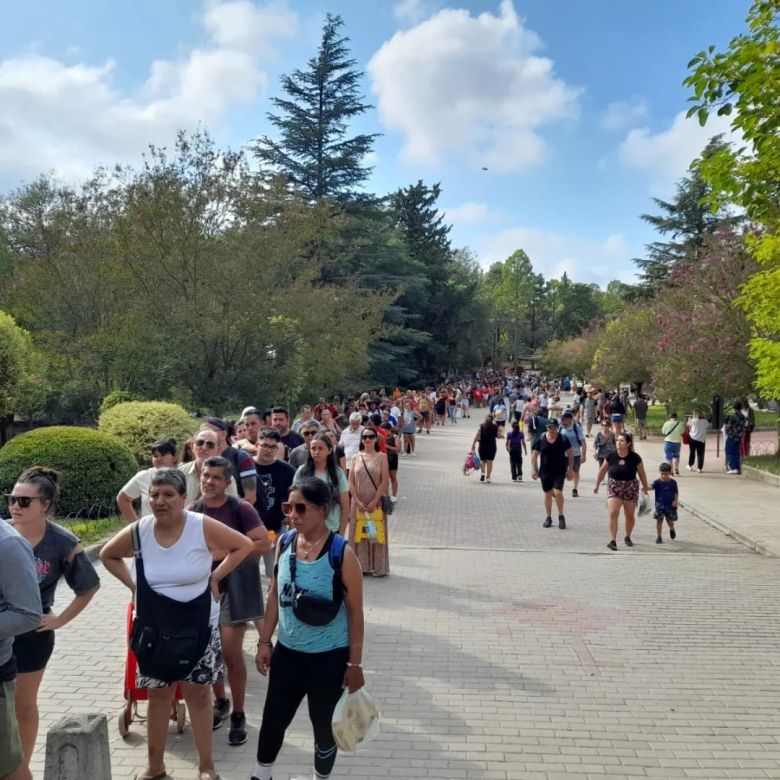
{"left": 531, "top": 417, "right": 575, "bottom": 529}
{"left": 200, "top": 417, "right": 257, "bottom": 506}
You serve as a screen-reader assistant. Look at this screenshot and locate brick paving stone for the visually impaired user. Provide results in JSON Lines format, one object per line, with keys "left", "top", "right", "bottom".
{"left": 28, "top": 418, "right": 780, "bottom": 779}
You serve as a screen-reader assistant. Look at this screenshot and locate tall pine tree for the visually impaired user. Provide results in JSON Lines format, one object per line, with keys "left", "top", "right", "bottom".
{"left": 635, "top": 136, "right": 741, "bottom": 289}
{"left": 254, "top": 14, "right": 378, "bottom": 201}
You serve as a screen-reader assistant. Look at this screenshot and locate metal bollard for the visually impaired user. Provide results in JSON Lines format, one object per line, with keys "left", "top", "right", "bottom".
{"left": 44, "top": 713, "right": 112, "bottom": 780}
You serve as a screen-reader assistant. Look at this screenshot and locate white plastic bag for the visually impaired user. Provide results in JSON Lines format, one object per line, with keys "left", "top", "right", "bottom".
{"left": 331, "top": 687, "right": 380, "bottom": 752}
{"left": 637, "top": 491, "right": 650, "bottom": 516}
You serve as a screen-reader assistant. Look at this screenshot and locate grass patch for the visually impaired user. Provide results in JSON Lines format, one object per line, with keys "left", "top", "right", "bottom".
{"left": 743, "top": 455, "right": 780, "bottom": 477}
{"left": 60, "top": 515, "right": 126, "bottom": 546}
{"left": 635, "top": 405, "right": 777, "bottom": 434}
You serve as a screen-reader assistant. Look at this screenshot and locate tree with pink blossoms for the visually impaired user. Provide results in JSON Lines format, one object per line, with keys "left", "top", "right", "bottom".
{"left": 651, "top": 228, "right": 757, "bottom": 410}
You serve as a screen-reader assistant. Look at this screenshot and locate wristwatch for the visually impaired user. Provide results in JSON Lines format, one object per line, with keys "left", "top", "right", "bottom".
{"left": 345, "top": 661, "right": 362, "bottom": 668}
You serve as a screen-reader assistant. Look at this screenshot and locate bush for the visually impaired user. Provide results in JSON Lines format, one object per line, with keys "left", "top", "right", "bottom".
{"left": 98, "top": 401, "right": 196, "bottom": 466}
{"left": 0, "top": 426, "right": 137, "bottom": 517}
{"left": 99, "top": 390, "right": 141, "bottom": 417}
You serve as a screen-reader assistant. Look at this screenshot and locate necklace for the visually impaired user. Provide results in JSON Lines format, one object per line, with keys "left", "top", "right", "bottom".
{"left": 299, "top": 531, "right": 329, "bottom": 560}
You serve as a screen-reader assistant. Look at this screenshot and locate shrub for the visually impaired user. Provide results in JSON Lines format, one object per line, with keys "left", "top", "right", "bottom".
{"left": 98, "top": 401, "right": 196, "bottom": 466}
{"left": 0, "top": 426, "right": 137, "bottom": 517}
{"left": 99, "top": 390, "right": 141, "bottom": 417}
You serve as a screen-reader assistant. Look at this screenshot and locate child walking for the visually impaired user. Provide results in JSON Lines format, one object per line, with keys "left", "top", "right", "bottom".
{"left": 652, "top": 462, "right": 679, "bottom": 543}
{"left": 505, "top": 421, "right": 528, "bottom": 482}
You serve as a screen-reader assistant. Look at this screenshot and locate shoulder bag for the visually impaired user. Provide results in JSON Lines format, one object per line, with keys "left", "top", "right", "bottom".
{"left": 129, "top": 522, "right": 212, "bottom": 684}
{"left": 361, "top": 455, "right": 393, "bottom": 515}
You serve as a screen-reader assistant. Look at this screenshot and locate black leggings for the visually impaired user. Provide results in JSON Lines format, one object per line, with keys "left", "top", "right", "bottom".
{"left": 508, "top": 447, "right": 523, "bottom": 479}
{"left": 257, "top": 642, "right": 349, "bottom": 777}
{"left": 688, "top": 439, "right": 705, "bottom": 470}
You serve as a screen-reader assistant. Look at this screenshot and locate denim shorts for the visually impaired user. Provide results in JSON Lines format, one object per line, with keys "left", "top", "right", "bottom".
{"left": 664, "top": 442, "right": 681, "bottom": 461}
{"left": 611, "top": 413, "right": 624, "bottom": 424}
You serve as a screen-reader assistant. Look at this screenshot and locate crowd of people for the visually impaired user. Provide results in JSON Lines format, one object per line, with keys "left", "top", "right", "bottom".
{"left": 0, "top": 374, "right": 763, "bottom": 780}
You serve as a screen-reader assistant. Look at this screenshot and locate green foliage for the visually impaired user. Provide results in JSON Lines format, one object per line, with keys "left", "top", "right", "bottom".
{"left": 0, "top": 310, "right": 47, "bottom": 421}
{"left": 254, "top": 14, "right": 379, "bottom": 201}
{"left": 684, "top": 0, "right": 780, "bottom": 397}
{"left": 591, "top": 307, "right": 655, "bottom": 389}
{"left": 98, "top": 400, "right": 196, "bottom": 466}
{"left": 0, "top": 426, "right": 136, "bottom": 517}
{"left": 99, "top": 390, "right": 141, "bottom": 417}
{"left": 538, "top": 328, "right": 602, "bottom": 379}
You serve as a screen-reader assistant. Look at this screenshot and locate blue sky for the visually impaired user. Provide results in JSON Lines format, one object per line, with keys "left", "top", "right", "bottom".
{"left": 0, "top": 0, "right": 748, "bottom": 286}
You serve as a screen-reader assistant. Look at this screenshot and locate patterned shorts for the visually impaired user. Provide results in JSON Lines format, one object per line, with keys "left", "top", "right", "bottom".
{"left": 136, "top": 625, "right": 224, "bottom": 689}
{"left": 607, "top": 477, "right": 639, "bottom": 503}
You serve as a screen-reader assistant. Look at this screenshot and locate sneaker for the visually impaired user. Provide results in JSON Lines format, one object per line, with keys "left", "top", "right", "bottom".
{"left": 212, "top": 697, "right": 230, "bottom": 730}
{"left": 697, "top": 468, "right": 702, "bottom": 473}
{"left": 572, "top": 488, "right": 579, "bottom": 497}
{"left": 485, "top": 477, "right": 491, "bottom": 484}
{"left": 656, "top": 536, "right": 663, "bottom": 544}
{"left": 670, "top": 528, "right": 676, "bottom": 540}
{"left": 726, "top": 469, "right": 740, "bottom": 474}
{"left": 543, "top": 517, "right": 552, "bottom": 528}
{"left": 389, "top": 495, "right": 398, "bottom": 503}
{"left": 686, "top": 465, "right": 692, "bottom": 471}
{"left": 480, "top": 474, "right": 485, "bottom": 482}
{"left": 518, "top": 476, "right": 522, "bottom": 482}
{"left": 558, "top": 515, "right": 566, "bottom": 529}
{"left": 624, "top": 536, "right": 633, "bottom": 547}
{"left": 228, "top": 711, "right": 247, "bottom": 746}
{"left": 607, "top": 540, "right": 617, "bottom": 551}
{"left": 674, "top": 469, "right": 680, "bottom": 475}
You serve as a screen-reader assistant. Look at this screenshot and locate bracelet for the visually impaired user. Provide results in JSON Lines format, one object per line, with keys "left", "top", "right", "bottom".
{"left": 257, "top": 640, "right": 273, "bottom": 648}
{"left": 345, "top": 662, "right": 362, "bottom": 669}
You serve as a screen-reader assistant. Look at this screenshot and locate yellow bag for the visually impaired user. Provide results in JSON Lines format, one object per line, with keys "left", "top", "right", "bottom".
{"left": 354, "top": 509, "right": 385, "bottom": 544}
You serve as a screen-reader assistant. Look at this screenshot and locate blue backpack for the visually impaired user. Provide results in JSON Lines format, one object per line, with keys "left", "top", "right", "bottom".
{"left": 277, "top": 530, "right": 348, "bottom": 603}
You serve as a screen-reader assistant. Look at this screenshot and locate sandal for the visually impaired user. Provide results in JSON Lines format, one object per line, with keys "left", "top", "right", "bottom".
{"left": 135, "top": 773, "right": 168, "bottom": 780}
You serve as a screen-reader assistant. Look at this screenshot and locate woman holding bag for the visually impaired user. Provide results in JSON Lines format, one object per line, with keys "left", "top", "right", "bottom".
{"left": 253, "top": 477, "right": 365, "bottom": 780}
{"left": 100, "top": 468, "right": 253, "bottom": 780}
{"left": 348, "top": 426, "right": 390, "bottom": 577}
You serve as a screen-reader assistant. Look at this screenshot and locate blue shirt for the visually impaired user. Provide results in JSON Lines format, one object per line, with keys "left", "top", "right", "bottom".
{"left": 652, "top": 478, "right": 678, "bottom": 509}
{"left": 559, "top": 422, "right": 584, "bottom": 456}
{"left": 277, "top": 535, "right": 348, "bottom": 653}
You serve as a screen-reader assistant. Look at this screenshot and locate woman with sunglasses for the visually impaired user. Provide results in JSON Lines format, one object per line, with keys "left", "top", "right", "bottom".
{"left": 117, "top": 438, "right": 179, "bottom": 523}
{"left": 348, "top": 425, "right": 390, "bottom": 577}
{"left": 178, "top": 429, "right": 239, "bottom": 503}
{"left": 7, "top": 466, "right": 100, "bottom": 774}
{"left": 253, "top": 477, "right": 364, "bottom": 780}
{"left": 294, "top": 433, "right": 349, "bottom": 536}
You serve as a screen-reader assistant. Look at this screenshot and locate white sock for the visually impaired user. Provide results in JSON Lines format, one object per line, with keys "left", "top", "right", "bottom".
{"left": 254, "top": 762, "right": 273, "bottom": 780}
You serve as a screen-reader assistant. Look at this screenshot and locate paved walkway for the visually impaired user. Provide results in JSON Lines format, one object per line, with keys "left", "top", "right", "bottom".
{"left": 33, "top": 420, "right": 780, "bottom": 779}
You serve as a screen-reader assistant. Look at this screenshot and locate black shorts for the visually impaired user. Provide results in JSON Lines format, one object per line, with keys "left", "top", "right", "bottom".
{"left": 13, "top": 628, "right": 55, "bottom": 674}
{"left": 540, "top": 473, "right": 566, "bottom": 493}
{"left": 572, "top": 455, "right": 581, "bottom": 474}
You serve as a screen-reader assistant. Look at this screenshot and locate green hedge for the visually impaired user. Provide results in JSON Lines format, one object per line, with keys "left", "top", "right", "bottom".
{"left": 98, "top": 400, "right": 195, "bottom": 466}
{"left": 0, "top": 426, "right": 137, "bottom": 517}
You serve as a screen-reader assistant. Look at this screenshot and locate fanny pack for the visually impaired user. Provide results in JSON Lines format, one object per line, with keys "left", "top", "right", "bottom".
{"left": 278, "top": 531, "right": 347, "bottom": 627}
{"left": 129, "top": 522, "right": 211, "bottom": 684}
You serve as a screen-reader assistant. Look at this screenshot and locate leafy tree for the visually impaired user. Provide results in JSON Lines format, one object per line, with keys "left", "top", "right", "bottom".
{"left": 254, "top": 14, "right": 378, "bottom": 201}
{"left": 492, "top": 250, "right": 535, "bottom": 362}
{"left": 539, "top": 327, "right": 602, "bottom": 380}
{"left": 684, "top": 0, "right": 780, "bottom": 397}
{"left": 591, "top": 307, "right": 655, "bottom": 390}
{"left": 651, "top": 229, "right": 757, "bottom": 408}
{"left": 635, "top": 136, "right": 741, "bottom": 289}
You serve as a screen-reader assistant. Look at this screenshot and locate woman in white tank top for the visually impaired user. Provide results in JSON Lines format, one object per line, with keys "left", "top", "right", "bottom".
{"left": 101, "top": 469, "right": 253, "bottom": 780}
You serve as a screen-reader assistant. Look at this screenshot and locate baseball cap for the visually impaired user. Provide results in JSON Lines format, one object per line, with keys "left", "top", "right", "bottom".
{"left": 201, "top": 416, "right": 228, "bottom": 432}
{"left": 561, "top": 410, "right": 573, "bottom": 419}
{"left": 546, "top": 417, "right": 559, "bottom": 427}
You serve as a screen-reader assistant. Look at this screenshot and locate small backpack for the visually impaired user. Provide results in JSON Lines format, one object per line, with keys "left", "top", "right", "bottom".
{"left": 277, "top": 530, "right": 348, "bottom": 603}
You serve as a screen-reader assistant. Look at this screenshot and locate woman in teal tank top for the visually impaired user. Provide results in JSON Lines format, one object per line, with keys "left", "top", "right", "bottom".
{"left": 253, "top": 478, "right": 365, "bottom": 780}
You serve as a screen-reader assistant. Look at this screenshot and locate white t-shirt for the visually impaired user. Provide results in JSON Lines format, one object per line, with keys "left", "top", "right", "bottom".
{"left": 120, "top": 467, "right": 155, "bottom": 518}
{"left": 340, "top": 427, "right": 363, "bottom": 462}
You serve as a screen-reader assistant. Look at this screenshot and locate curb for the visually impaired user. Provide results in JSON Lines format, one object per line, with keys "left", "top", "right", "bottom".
{"left": 742, "top": 464, "right": 780, "bottom": 488}
{"left": 679, "top": 498, "right": 778, "bottom": 558}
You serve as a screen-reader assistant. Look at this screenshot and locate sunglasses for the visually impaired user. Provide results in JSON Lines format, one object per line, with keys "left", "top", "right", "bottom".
{"left": 302, "top": 430, "right": 318, "bottom": 437}
{"left": 4, "top": 495, "right": 44, "bottom": 508}
{"left": 281, "top": 501, "right": 309, "bottom": 515}
{"left": 194, "top": 439, "right": 217, "bottom": 449}
{"left": 362, "top": 434, "right": 377, "bottom": 440}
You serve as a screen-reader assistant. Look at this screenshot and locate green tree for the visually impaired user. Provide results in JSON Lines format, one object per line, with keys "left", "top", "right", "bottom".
{"left": 591, "top": 307, "right": 655, "bottom": 390}
{"left": 254, "top": 14, "right": 379, "bottom": 201}
{"left": 493, "top": 250, "right": 535, "bottom": 362}
{"left": 635, "top": 136, "right": 740, "bottom": 289}
{"left": 684, "top": 0, "right": 780, "bottom": 397}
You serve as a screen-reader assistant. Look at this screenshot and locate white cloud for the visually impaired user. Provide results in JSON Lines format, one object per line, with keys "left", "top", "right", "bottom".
{"left": 394, "top": 0, "right": 434, "bottom": 24}
{"left": 443, "top": 201, "right": 504, "bottom": 225}
{"left": 477, "top": 227, "right": 637, "bottom": 287}
{"left": 618, "top": 109, "right": 739, "bottom": 193}
{"left": 0, "top": 1, "right": 298, "bottom": 185}
{"left": 368, "top": 0, "right": 580, "bottom": 171}
{"left": 601, "top": 97, "right": 649, "bottom": 132}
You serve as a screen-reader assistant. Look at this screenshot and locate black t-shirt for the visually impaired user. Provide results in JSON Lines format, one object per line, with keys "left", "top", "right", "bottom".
{"left": 611, "top": 398, "right": 626, "bottom": 415}
{"left": 533, "top": 433, "right": 571, "bottom": 475}
{"left": 606, "top": 451, "right": 642, "bottom": 481}
{"left": 254, "top": 460, "right": 296, "bottom": 532}
{"left": 479, "top": 422, "right": 499, "bottom": 448}
{"left": 223, "top": 445, "right": 257, "bottom": 498}
{"left": 281, "top": 430, "right": 305, "bottom": 453}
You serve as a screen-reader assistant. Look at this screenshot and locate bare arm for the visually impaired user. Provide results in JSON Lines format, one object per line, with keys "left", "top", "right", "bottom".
{"left": 637, "top": 462, "right": 650, "bottom": 493}
{"left": 116, "top": 491, "right": 138, "bottom": 524}
{"left": 247, "top": 524, "right": 272, "bottom": 556}
{"left": 341, "top": 545, "right": 365, "bottom": 692}
{"left": 338, "top": 490, "right": 350, "bottom": 537}
{"left": 593, "top": 460, "right": 609, "bottom": 492}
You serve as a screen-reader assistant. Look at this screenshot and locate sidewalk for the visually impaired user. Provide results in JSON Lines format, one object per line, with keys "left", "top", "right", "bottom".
{"left": 634, "top": 433, "right": 780, "bottom": 557}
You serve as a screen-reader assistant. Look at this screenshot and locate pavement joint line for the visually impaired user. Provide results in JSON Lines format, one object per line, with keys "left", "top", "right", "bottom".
{"left": 392, "top": 544, "right": 751, "bottom": 558}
